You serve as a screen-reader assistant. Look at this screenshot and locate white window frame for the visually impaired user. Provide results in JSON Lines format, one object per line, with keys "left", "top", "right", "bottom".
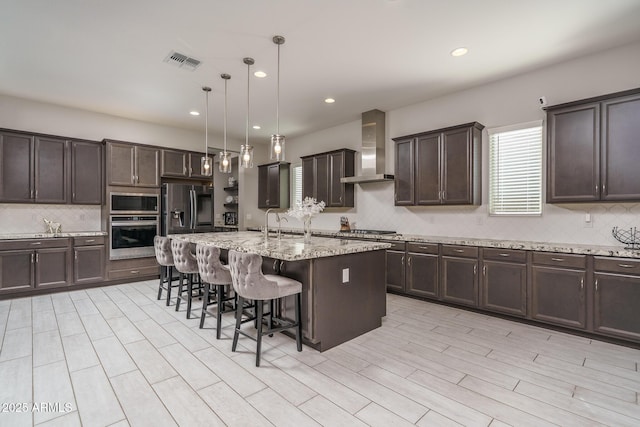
{"left": 488, "top": 120, "right": 543, "bottom": 216}
{"left": 291, "top": 163, "right": 303, "bottom": 207}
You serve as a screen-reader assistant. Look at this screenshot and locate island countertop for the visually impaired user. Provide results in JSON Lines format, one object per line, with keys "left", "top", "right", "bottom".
{"left": 169, "top": 231, "right": 392, "bottom": 261}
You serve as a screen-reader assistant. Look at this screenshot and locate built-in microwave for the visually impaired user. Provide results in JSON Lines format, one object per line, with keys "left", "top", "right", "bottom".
{"left": 110, "top": 192, "right": 159, "bottom": 214}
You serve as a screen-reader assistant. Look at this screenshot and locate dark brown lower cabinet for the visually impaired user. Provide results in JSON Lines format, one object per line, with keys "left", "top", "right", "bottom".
{"left": 0, "top": 239, "right": 72, "bottom": 294}
{"left": 593, "top": 257, "right": 640, "bottom": 341}
{"left": 384, "top": 241, "right": 407, "bottom": 293}
{"left": 406, "top": 244, "right": 439, "bottom": 299}
{"left": 480, "top": 249, "right": 527, "bottom": 317}
{"left": 441, "top": 245, "right": 478, "bottom": 307}
{"left": 530, "top": 253, "right": 587, "bottom": 329}
{"left": 74, "top": 246, "right": 106, "bottom": 285}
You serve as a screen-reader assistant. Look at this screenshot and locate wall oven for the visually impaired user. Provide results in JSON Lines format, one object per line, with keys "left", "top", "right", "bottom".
{"left": 110, "top": 215, "right": 159, "bottom": 259}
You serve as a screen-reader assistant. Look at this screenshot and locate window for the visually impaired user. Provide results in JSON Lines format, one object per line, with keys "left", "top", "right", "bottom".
{"left": 291, "top": 164, "right": 302, "bottom": 207}
{"left": 489, "top": 122, "right": 542, "bottom": 215}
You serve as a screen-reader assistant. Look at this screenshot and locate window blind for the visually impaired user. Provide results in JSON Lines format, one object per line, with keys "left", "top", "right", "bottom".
{"left": 292, "top": 165, "right": 303, "bottom": 206}
{"left": 489, "top": 125, "right": 542, "bottom": 215}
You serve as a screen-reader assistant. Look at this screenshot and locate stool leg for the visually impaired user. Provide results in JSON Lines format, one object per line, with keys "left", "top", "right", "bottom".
{"left": 232, "top": 296, "right": 244, "bottom": 352}
{"left": 166, "top": 266, "right": 173, "bottom": 306}
{"left": 199, "top": 283, "right": 209, "bottom": 329}
{"left": 295, "top": 293, "right": 302, "bottom": 352}
{"left": 216, "top": 285, "right": 223, "bottom": 339}
{"left": 175, "top": 273, "right": 184, "bottom": 311}
{"left": 157, "top": 266, "right": 165, "bottom": 300}
{"left": 186, "top": 274, "right": 193, "bottom": 319}
{"left": 256, "top": 301, "right": 264, "bottom": 367}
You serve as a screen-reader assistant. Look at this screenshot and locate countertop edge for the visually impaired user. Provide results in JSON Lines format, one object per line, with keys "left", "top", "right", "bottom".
{"left": 0, "top": 231, "right": 107, "bottom": 240}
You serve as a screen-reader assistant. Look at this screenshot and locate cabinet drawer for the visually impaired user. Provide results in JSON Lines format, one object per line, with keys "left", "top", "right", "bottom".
{"left": 594, "top": 257, "right": 640, "bottom": 275}
{"left": 73, "top": 236, "right": 106, "bottom": 246}
{"left": 442, "top": 245, "right": 478, "bottom": 258}
{"left": 483, "top": 248, "right": 526, "bottom": 263}
{"left": 108, "top": 265, "right": 159, "bottom": 280}
{"left": 0, "top": 238, "right": 70, "bottom": 250}
{"left": 533, "top": 252, "right": 586, "bottom": 269}
{"left": 407, "top": 242, "right": 438, "bottom": 255}
{"left": 381, "top": 240, "right": 406, "bottom": 251}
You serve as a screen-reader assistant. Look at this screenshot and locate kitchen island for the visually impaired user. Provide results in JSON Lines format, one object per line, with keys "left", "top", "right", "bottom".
{"left": 170, "top": 231, "right": 391, "bottom": 351}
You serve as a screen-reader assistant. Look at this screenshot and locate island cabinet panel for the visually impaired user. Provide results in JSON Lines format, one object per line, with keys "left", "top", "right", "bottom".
{"left": 301, "top": 149, "right": 355, "bottom": 207}
{"left": 258, "top": 162, "right": 289, "bottom": 209}
{"left": 393, "top": 122, "right": 482, "bottom": 206}
{"left": 404, "top": 242, "right": 439, "bottom": 299}
{"left": 480, "top": 248, "right": 527, "bottom": 317}
{"left": 71, "top": 140, "right": 103, "bottom": 205}
{"left": 530, "top": 252, "right": 587, "bottom": 329}
{"left": 593, "top": 257, "right": 640, "bottom": 341}
{"left": 441, "top": 245, "right": 479, "bottom": 306}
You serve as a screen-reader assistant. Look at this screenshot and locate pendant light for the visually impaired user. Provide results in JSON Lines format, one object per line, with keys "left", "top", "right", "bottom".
{"left": 240, "top": 57, "right": 254, "bottom": 168}
{"left": 219, "top": 73, "right": 232, "bottom": 173}
{"left": 200, "top": 86, "right": 213, "bottom": 176}
{"left": 270, "top": 35, "right": 285, "bottom": 161}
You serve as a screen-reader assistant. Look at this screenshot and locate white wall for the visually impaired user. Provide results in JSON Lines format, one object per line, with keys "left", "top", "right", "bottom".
{"left": 283, "top": 41, "right": 640, "bottom": 246}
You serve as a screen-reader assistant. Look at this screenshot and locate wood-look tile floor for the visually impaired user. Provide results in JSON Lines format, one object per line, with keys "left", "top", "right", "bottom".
{"left": 1, "top": 281, "right": 639, "bottom": 426}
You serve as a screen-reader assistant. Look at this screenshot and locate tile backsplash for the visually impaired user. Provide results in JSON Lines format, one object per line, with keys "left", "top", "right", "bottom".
{"left": 0, "top": 204, "right": 102, "bottom": 233}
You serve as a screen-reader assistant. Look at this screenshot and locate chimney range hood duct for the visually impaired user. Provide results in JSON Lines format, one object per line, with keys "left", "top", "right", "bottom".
{"left": 341, "top": 109, "right": 394, "bottom": 184}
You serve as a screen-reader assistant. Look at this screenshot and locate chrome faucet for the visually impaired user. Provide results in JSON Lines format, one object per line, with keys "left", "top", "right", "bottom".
{"left": 264, "top": 209, "right": 277, "bottom": 239}
{"left": 277, "top": 216, "right": 288, "bottom": 240}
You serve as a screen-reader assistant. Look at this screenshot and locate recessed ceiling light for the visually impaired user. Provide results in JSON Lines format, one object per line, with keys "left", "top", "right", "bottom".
{"left": 450, "top": 47, "right": 468, "bottom": 57}
{"left": 189, "top": 111, "right": 200, "bottom": 116}
{"left": 254, "top": 71, "right": 267, "bottom": 78}
{"left": 252, "top": 125, "right": 261, "bottom": 130}
{"left": 324, "top": 98, "right": 335, "bottom": 104}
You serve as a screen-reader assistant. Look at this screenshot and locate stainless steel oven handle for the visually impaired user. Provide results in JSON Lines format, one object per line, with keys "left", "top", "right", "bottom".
{"left": 111, "top": 221, "right": 158, "bottom": 227}
{"left": 190, "top": 189, "right": 197, "bottom": 229}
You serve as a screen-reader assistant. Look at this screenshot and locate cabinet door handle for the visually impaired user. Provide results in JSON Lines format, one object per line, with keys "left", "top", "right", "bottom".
{"left": 618, "top": 263, "right": 635, "bottom": 268}
{"left": 418, "top": 246, "right": 431, "bottom": 250}
{"left": 401, "top": 255, "right": 405, "bottom": 266}
{"left": 85, "top": 239, "right": 95, "bottom": 243}
{"left": 265, "top": 199, "right": 270, "bottom": 204}
{"left": 190, "top": 167, "right": 193, "bottom": 175}
{"left": 551, "top": 257, "right": 564, "bottom": 262}
{"left": 273, "top": 260, "right": 279, "bottom": 271}
{"left": 280, "top": 261, "right": 285, "bottom": 272}
{"left": 407, "top": 256, "right": 412, "bottom": 266}
{"left": 35, "top": 253, "right": 39, "bottom": 263}
{"left": 483, "top": 265, "right": 486, "bottom": 275}
{"left": 580, "top": 277, "right": 584, "bottom": 290}
{"left": 131, "top": 270, "right": 140, "bottom": 274}
{"left": 602, "top": 182, "right": 606, "bottom": 193}
{"left": 499, "top": 253, "right": 510, "bottom": 257}
{"left": 473, "top": 264, "right": 477, "bottom": 275}
{"left": 184, "top": 166, "right": 187, "bottom": 175}
{"left": 595, "top": 184, "right": 599, "bottom": 193}
{"left": 453, "top": 249, "right": 465, "bottom": 253}
{"left": 75, "top": 250, "right": 78, "bottom": 260}
{"left": 595, "top": 279, "right": 598, "bottom": 292}
{"left": 31, "top": 253, "right": 35, "bottom": 263}
{"left": 31, "top": 242, "right": 42, "bottom": 245}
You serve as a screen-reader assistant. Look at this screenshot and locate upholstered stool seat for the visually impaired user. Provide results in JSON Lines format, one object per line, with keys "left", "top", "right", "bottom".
{"left": 171, "top": 239, "right": 201, "bottom": 319}
{"left": 196, "top": 244, "right": 235, "bottom": 339}
{"left": 154, "top": 236, "right": 179, "bottom": 306}
{"left": 228, "top": 250, "right": 302, "bottom": 366}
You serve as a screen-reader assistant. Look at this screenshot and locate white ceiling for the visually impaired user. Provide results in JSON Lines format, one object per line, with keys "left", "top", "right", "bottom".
{"left": 2, "top": 0, "right": 640, "bottom": 143}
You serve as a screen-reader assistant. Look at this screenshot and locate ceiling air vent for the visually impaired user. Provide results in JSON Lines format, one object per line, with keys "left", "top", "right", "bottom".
{"left": 164, "top": 51, "right": 202, "bottom": 71}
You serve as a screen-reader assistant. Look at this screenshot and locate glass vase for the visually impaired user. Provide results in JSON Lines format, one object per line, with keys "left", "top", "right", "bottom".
{"left": 303, "top": 216, "right": 312, "bottom": 244}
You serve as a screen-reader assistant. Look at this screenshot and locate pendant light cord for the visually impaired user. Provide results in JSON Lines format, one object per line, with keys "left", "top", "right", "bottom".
{"left": 223, "top": 76, "right": 228, "bottom": 153}
{"left": 276, "top": 41, "right": 280, "bottom": 135}
{"left": 246, "top": 61, "right": 250, "bottom": 146}
{"left": 205, "top": 90, "right": 209, "bottom": 154}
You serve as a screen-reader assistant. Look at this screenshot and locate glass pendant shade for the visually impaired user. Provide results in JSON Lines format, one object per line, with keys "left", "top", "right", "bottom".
{"left": 219, "top": 151, "right": 232, "bottom": 173}
{"left": 240, "top": 144, "right": 254, "bottom": 168}
{"left": 201, "top": 156, "right": 213, "bottom": 176}
{"left": 270, "top": 134, "right": 285, "bottom": 161}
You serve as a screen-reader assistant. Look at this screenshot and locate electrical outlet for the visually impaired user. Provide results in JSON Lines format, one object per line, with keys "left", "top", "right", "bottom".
{"left": 246, "top": 213, "right": 252, "bottom": 221}
{"left": 584, "top": 212, "right": 593, "bottom": 228}
{"left": 342, "top": 268, "right": 349, "bottom": 283}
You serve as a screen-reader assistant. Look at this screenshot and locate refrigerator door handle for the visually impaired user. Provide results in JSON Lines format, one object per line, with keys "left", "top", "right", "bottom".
{"left": 190, "top": 189, "right": 197, "bottom": 230}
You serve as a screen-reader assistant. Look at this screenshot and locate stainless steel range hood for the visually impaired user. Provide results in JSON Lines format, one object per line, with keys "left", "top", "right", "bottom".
{"left": 341, "top": 109, "right": 394, "bottom": 184}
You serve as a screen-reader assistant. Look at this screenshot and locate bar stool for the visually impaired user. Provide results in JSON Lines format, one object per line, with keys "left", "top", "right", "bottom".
{"left": 195, "top": 244, "right": 235, "bottom": 339}
{"left": 153, "top": 236, "right": 177, "bottom": 306}
{"left": 171, "top": 239, "right": 201, "bottom": 319}
{"left": 228, "top": 250, "right": 302, "bottom": 367}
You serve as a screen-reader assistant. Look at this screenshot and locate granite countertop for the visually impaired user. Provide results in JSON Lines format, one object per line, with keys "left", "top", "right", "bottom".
{"left": 0, "top": 231, "right": 107, "bottom": 240}
{"left": 169, "top": 231, "right": 392, "bottom": 261}
{"left": 247, "top": 226, "right": 640, "bottom": 259}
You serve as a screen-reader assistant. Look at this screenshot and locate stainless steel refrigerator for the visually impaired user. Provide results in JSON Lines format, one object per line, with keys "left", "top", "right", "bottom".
{"left": 162, "top": 183, "right": 214, "bottom": 235}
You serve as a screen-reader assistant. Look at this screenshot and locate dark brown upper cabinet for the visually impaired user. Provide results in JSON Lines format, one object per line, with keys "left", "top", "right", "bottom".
{"left": 0, "top": 130, "right": 68, "bottom": 204}
{"left": 301, "top": 149, "right": 355, "bottom": 207}
{"left": 160, "top": 149, "right": 211, "bottom": 180}
{"left": 71, "top": 140, "right": 103, "bottom": 205}
{"left": 393, "top": 122, "right": 483, "bottom": 206}
{"left": 547, "top": 88, "right": 640, "bottom": 203}
{"left": 258, "top": 162, "right": 290, "bottom": 209}
{"left": 106, "top": 140, "right": 160, "bottom": 188}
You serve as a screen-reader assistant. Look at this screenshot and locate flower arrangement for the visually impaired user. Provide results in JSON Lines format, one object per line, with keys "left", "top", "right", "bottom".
{"left": 287, "top": 197, "right": 325, "bottom": 242}
{"left": 286, "top": 197, "right": 326, "bottom": 220}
